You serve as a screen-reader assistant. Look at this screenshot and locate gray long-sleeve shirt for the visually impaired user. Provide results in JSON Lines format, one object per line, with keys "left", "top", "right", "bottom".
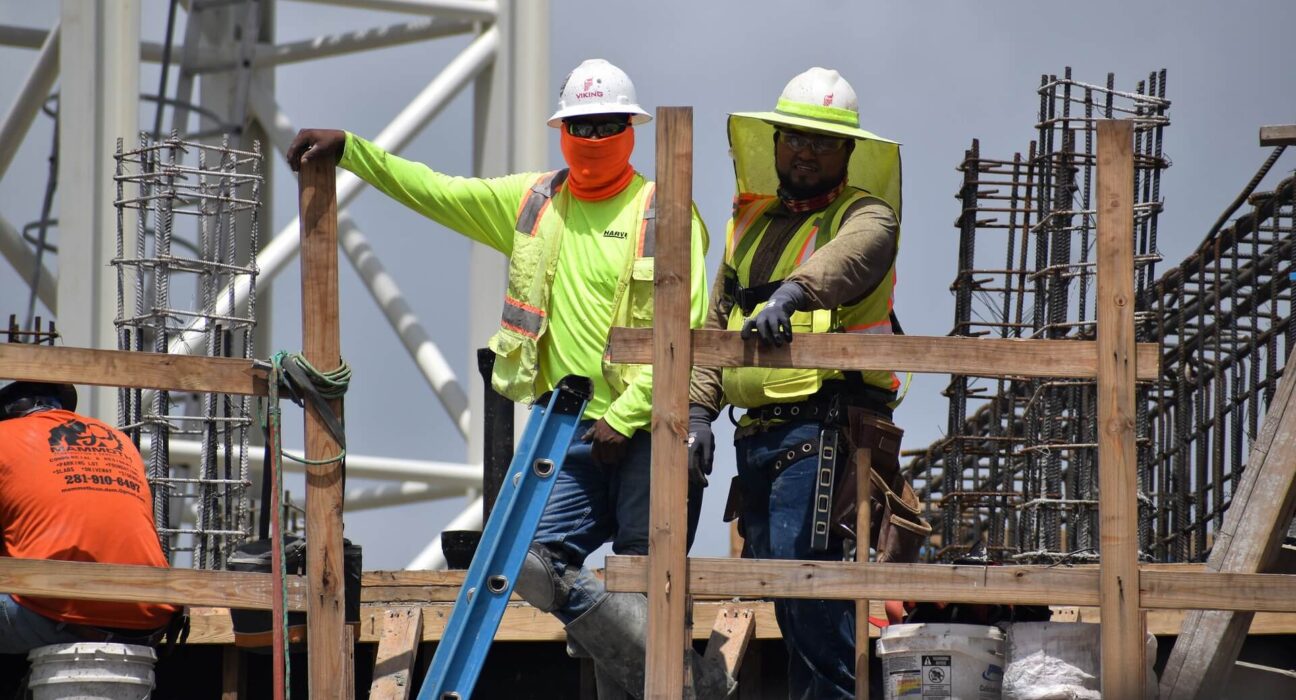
{"left": 688, "top": 195, "right": 899, "bottom": 416}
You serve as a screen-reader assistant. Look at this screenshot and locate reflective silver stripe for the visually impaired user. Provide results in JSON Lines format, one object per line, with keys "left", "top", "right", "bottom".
{"left": 640, "top": 186, "right": 656, "bottom": 257}
{"left": 501, "top": 298, "right": 544, "bottom": 337}
{"left": 514, "top": 169, "right": 569, "bottom": 235}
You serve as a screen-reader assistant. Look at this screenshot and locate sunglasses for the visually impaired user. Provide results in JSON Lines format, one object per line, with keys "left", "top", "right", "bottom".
{"left": 777, "top": 130, "right": 848, "bottom": 154}
{"left": 565, "top": 119, "right": 630, "bottom": 139}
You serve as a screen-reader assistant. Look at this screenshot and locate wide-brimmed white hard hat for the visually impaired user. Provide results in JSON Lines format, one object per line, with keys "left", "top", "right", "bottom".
{"left": 548, "top": 58, "right": 651, "bottom": 128}
{"left": 728, "top": 67, "right": 902, "bottom": 217}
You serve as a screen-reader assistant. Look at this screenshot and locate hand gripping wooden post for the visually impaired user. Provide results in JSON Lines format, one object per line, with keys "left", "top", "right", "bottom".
{"left": 298, "top": 159, "right": 352, "bottom": 699}
{"left": 855, "top": 448, "right": 873, "bottom": 699}
{"left": 645, "top": 106, "right": 694, "bottom": 699}
{"left": 1095, "top": 119, "right": 1143, "bottom": 698}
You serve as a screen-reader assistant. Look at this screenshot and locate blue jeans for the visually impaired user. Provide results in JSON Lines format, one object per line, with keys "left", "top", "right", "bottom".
{"left": 0, "top": 594, "right": 82, "bottom": 654}
{"left": 533, "top": 420, "right": 703, "bottom": 623}
{"left": 737, "top": 420, "right": 855, "bottom": 700}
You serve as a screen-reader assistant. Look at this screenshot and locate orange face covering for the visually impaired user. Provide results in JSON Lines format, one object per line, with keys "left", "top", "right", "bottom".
{"left": 560, "top": 127, "right": 636, "bottom": 201}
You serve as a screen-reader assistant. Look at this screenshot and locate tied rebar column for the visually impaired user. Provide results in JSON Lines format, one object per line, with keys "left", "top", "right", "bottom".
{"left": 114, "top": 133, "right": 262, "bottom": 569}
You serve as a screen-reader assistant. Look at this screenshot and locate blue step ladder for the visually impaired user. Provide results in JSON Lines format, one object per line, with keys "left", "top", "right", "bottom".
{"left": 418, "top": 375, "right": 592, "bottom": 700}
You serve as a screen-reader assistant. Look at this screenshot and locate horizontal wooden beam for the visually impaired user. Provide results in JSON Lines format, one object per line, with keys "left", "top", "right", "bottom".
{"left": 606, "top": 556, "right": 1097, "bottom": 606}
{"left": 605, "top": 556, "right": 1296, "bottom": 612}
{"left": 0, "top": 558, "right": 305, "bottom": 610}
{"left": 606, "top": 329, "right": 1161, "bottom": 380}
{"left": 1259, "top": 124, "right": 1296, "bottom": 147}
{"left": 0, "top": 343, "right": 269, "bottom": 396}
{"left": 1141, "top": 570, "right": 1296, "bottom": 613}
{"left": 183, "top": 602, "right": 1296, "bottom": 645}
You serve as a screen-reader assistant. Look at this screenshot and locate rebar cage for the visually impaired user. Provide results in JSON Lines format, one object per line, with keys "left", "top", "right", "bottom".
{"left": 113, "top": 133, "right": 262, "bottom": 569}
{"left": 906, "top": 68, "right": 1295, "bottom": 564}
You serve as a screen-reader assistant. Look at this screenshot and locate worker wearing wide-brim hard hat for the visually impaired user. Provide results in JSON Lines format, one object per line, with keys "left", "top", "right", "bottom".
{"left": 688, "top": 67, "right": 927, "bottom": 699}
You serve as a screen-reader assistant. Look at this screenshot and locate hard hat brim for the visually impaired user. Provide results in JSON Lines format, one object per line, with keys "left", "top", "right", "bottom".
{"left": 546, "top": 103, "right": 652, "bottom": 128}
{"left": 728, "top": 110, "right": 898, "bottom": 144}
{"left": 0, "top": 380, "right": 78, "bottom": 413}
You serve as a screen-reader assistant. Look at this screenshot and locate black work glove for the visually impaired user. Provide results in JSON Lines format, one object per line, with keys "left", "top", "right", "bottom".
{"left": 287, "top": 129, "right": 348, "bottom": 172}
{"left": 583, "top": 418, "right": 631, "bottom": 466}
{"left": 686, "top": 404, "right": 716, "bottom": 487}
{"left": 740, "top": 282, "right": 809, "bottom": 346}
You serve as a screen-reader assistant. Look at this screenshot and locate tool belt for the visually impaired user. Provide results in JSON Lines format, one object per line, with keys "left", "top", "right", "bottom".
{"left": 725, "top": 398, "right": 931, "bottom": 563}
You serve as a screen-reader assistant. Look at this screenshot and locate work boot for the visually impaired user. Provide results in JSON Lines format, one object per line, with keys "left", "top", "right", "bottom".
{"left": 563, "top": 591, "right": 737, "bottom": 699}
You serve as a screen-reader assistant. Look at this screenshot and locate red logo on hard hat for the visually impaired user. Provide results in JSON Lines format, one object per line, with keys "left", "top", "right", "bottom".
{"left": 823, "top": 93, "right": 834, "bottom": 106}
{"left": 583, "top": 78, "right": 594, "bottom": 92}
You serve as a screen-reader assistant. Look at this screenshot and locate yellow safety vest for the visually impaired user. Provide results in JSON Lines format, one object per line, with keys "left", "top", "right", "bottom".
{"left": 721, "top": 187, "right": 900, "bottom": 409}
{"left": 487, "top": 169, "right": 657, "bottom": 404}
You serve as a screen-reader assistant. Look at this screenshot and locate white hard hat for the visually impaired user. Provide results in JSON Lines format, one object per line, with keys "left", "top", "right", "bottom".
{"left": 776, "top": 67, "right": 861, "bottom": 129}
{"left": 547, "top": 58, "right": 651, "bottom": 128}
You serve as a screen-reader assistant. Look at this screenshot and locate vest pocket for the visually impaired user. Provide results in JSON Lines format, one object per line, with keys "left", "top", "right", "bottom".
{"left": 627, "top": 258, "right": 655, "bottom": 326}
{"left": 488, "top": 328, "right": 532, "bottom": 403}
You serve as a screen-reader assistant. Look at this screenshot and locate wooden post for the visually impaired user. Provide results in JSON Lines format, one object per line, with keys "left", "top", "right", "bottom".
{"left": 1160, "top": 344, "right": 1296, "bottom": 698}
{"left": 1095, "top": 119, "right": 1143, "bottom": 697}
{"left": 855, "top": 448, "right": 873, "bottom": 699}
{"left": 645, "top": 106, "right": 694, "bottom": 699}
{"left": 298, "top": 159, "right": 351, "bottom": 699}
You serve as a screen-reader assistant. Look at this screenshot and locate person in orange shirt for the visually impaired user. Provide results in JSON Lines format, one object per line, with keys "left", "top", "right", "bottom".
{"left": 0, "top": 380, "right": 177, "bottom": 653}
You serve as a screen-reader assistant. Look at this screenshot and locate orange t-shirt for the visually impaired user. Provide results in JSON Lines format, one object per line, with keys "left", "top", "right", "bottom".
{"left": 0, "top": 409, "right": 177, "bottom": 629}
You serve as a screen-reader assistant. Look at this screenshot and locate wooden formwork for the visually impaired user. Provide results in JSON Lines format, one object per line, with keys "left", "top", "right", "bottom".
{"left": 602, "top": 112, "right": 1296, "bottom": 699}
{"left": 2, "top": 117, "right": 1295, "bottom": 699}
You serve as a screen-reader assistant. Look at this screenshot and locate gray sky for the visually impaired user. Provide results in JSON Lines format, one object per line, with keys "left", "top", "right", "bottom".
{"left": 2, "top": 1, "right": 1295, "bottom": 569}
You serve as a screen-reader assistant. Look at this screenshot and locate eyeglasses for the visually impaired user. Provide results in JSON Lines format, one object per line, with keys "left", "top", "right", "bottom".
{"left": 565, "top": 119, "right": 630, "bottom": 139}
{"left": 777, "top": 130, "right": 848, "bottom": 154}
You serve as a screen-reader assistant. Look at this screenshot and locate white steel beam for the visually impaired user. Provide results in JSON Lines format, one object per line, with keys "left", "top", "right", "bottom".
{"left": 406, "top": 495, "right": 484, "bottom": 570}
{"left": 0, "top": 24, "right": 176, "bottom": 63}
{"left": 338, "top": 213, "right": 471, "bottom": 437}
{"left": 0, "top": 23, "right": 58, "bottom": 182}
{"left": 285, "top": 0, "right": 497, "bottom": 21}
{"left": 189, "top": 18, "right": 475, "bottom": 72}
{"left": 57, "top": 0, "right": 139, "bottom": 421}
{"left": 163, "top": 438, "right": 482, "bottom": 486}
{"left": 165, "top": 24, "right": 499, "bottom": 363}
{"left": 468, "top": 0, "right": 548, "bottom": 461}
{"left": 0, "top": 214, "right": 56, "bottom": 312}
{"left": 344, "top": 480, "right": 464, "bottom": 511}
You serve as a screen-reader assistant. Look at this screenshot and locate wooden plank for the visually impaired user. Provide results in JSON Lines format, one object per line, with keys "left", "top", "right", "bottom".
{"left": 855, "top": 447, "right": 872, "bottom": 699}
{"left": 369, "top": 607, "right": 423, "bottom": 700}
{"left": 299, "top": 158, "right": 350, "bottom": 700}
{"left": 645, "top": 105, "right": 693, "bottom": 700}
{"left": 606, "top": 328, "right": 1161, "bottom": 380}
{"left": 0, "top": 557, "right": 307, "bottom": 609}
{"left": 1161, "top": 343, "right": 1296, "bottom": 698}
{"left": 606, "top": 556, "right": 1100, "bottom": 606}
{"left": 1095, "top": 119, "right": 1143, "bottom": 698}
{"left": 184, "top": 601, "right": 1296, "bottom": 645}
{"left": 607, "top": 555, "right": 1296, "bottom": 612}
{"left": 702, "top": 605, "right": 755, "bottom": 688}
{"left": 1142, "top": 570, "right": 1296, "bottom": 613}
{"left": 0, "top": 342, "right": 268, "bottom": 396}
{"left": 1259, "top": 124, "right": 1296, "bottom": 147}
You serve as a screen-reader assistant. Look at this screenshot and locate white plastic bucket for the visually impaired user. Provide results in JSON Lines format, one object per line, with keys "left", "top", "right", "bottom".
{"left": 27, "top": 642, "right": 156, "bottom": 700}
{"left": 876, "top": 623, "right": 1005, "bottom": 700}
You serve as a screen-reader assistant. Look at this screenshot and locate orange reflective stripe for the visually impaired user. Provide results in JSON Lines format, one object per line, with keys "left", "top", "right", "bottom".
{"left": 844, "top": 318, "right": 893, "bottom": 334}
{"left": 728, "top": 198, "right": 771, "bottom": 259}
{"left": 795, "top": 226, "right": 818, "bottom": 266}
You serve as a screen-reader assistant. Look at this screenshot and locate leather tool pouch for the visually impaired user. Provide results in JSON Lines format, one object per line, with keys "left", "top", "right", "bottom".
{"left": 832, "top": 409, "right": 932, "bottom": 562}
